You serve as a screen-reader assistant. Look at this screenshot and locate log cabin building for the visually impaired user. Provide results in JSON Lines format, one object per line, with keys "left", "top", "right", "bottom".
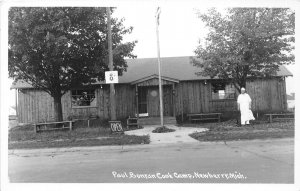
{"left": 11, "top": 56, "right": 292, "bottom": 124}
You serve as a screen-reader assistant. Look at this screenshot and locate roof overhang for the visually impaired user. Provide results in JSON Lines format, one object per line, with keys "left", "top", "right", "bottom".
{"left": 130, "top": 74, "right": 179, "bottom": 86}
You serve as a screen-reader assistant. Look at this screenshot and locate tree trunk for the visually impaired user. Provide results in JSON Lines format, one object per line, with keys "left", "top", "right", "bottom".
{"left": 53, "top": 95, "right": 63, "bottom": 122}
{"left": 233, "top": 82, "right": 241, "bottom": 93}
{"left": 240, "top": 80, "right": 246, "bottom": 89}
{"left": 233, "top": 78, "right": 247, "bottom": 94}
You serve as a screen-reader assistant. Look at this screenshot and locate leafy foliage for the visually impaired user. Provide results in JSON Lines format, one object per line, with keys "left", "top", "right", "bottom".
{"left": 9, "top": 7, "right": 136, "bottom": 97}
{"left": 9, "top": 7, "right": 136, "bottom": 121}
{"left": 193, "top": 8, "right": 294, "bottom": 91}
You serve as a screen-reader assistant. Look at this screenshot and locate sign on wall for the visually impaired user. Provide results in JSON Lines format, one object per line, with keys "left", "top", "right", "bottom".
{"left": 109, "top": 121, "right": 123, "bottom": 134}
{"left": 105, "top": 71, "right": 118, "bottom": 84}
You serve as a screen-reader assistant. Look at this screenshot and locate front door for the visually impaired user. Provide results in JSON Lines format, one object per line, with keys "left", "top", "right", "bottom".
{"left": 140, "top": 86, "right": 172, "bottom": 117}
{"left": 147, "top": 87, "right": 160, "bottom": 116}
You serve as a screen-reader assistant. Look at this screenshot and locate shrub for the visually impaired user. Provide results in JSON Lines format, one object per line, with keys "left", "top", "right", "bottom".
{"left": 152, "top": 126, "right": 175, "bottom": 133}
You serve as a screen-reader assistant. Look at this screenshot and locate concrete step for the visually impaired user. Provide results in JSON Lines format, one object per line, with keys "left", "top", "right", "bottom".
{"left": 138, "top": 116, "right": 177, "bottom": 126}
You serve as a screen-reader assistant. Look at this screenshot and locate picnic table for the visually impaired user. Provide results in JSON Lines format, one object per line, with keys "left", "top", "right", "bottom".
{"left": 187, "top": 113, "right": 222, "bottom": 123}
{"left": 265, "top": 113, "right": 294, "bottom": 123}
{"left": 34, "top": 121, "right": 72, "bottom": 133}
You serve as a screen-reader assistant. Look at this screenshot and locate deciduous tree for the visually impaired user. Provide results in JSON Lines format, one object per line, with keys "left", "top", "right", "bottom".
{"left": 193, "top": 8, "right": 294, "bottom": 92}
{"left": 9, "top": 7, "right": 136, "bottom": 121}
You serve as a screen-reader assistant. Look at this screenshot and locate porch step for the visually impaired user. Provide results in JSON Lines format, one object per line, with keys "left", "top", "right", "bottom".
{"left": 138, "top": 116, "right": 177, "bottom": 126}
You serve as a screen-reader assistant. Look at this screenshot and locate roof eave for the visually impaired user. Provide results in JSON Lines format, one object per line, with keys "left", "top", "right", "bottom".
{"left": 130, "top": 74, "right": 180, "bottom": 85}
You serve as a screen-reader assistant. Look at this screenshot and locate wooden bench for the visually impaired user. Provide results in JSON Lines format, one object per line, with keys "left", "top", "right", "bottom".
{"left": 265, "top": 113, "right": 294, "bottom": 123}
{"left": 70, "top": 115, "right": 99, "bottom": 127}
{"left": 187, "top": 113, "right": 222, "bottom": 123}
{"left": 127, "top": 117, "right": 139, "bottom": 129}
{"left": 34, "top": 121, "right": 72, "bottom": 133}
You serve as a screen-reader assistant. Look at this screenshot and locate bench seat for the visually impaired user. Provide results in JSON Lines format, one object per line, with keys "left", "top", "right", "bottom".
{"left": 34, "top": 121, "right": 72, "bottom": 133}
{"left": 70, "top": 115, "right": 99, "bottom": 127}
{"left": 265, "top": 113, "right": 294, "bottom": 123}
{"left": 127, "top": 117, "right": 139, "bottom": 129}
{"left": 187, "top": 113, "right": 222, "bottom": 123}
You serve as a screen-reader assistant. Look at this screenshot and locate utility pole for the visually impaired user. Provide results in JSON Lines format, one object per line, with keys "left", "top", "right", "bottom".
{"left": 156, "top": 7, "right": 164, "bottom": 127}
{"left": 107, "top": 7, "right": 116, "bottom": 121}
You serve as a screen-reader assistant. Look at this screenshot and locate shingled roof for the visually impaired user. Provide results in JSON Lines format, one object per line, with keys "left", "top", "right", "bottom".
{"left": 11, "top": 56, "right": 293, "bottom": 89}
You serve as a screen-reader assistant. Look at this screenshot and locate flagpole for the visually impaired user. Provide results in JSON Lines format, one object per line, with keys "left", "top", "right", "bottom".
{"left": 156, "top": 7, "right": 164, "bottom": 127}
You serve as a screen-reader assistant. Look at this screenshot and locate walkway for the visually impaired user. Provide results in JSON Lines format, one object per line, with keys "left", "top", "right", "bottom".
{"left": 124, "top": 125, "right": 207, "bottom": 144}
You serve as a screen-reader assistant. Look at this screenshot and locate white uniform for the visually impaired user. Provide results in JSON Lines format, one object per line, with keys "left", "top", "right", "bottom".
{"left": 237, "top": 93, "right": 255, "bottom": 125}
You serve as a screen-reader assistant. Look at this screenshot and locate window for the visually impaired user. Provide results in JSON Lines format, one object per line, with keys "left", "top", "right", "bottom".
{"left": 71, "top": 89, "right": 96, "bottom": 107}
{"left": 212, "top": 82, "right": 236, "bottom": 100}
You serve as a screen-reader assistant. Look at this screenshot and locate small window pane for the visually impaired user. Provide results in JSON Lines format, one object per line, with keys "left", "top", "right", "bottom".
{"left": 219, "top": 90, "right": 225, "bottom": 99}
{"left": 212, "top": 82, "right": 235, "bottom": 100}
{"left": 71, "top": 89, "right": 96, "bottom": 107}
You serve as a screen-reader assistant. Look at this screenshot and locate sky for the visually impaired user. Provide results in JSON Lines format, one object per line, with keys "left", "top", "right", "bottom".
{"left": 113, "top": 5, "right": 209, "bottom": 58}
{"left": 114, "top": 6, "right": 295, "bottom": 94}
{"left": 7, "top": 5, "right": 296, "bottom": 109}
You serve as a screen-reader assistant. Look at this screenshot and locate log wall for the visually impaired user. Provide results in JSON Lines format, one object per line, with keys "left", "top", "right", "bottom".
{"left": 174, "top": 78, "right": 287, "bottom": 116}
{"left": 17, "top": 84, "right": 135, "bottom": 123}
{"left": 17, "top": 78, "right": 287, "bottom": 123}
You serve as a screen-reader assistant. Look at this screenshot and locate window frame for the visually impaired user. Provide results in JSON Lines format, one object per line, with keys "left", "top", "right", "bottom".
{"left": 71, "top": 89, "right": 97, "bottom": 108}
{"left": 211, "top": 82, "right": 236, "bottom": 101}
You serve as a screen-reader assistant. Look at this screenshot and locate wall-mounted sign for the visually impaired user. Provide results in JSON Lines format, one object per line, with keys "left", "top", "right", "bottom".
{"left": 105, "top": 71, "right": 118, "bottom": 84}
{"left": 109, "top": 121, "right": 123, "bottom": 133}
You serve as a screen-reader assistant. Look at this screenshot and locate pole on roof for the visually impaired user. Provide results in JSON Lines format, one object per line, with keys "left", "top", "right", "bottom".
{"left": 107, "top": 7, "right": 116, "bottom": 121}
{"left": 156, "top": 7, "right": 164, "bottom": 127}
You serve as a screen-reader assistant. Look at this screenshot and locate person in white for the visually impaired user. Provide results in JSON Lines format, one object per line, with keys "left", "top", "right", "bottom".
{"left": 237, "top": 87, "right": 255, "bottom": 125}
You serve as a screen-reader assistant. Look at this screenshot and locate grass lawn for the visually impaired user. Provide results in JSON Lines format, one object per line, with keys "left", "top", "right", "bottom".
{"left": 188, "top": 120, "right": 294, "bottom": 142}
{"left": 9, "top": 124, "right": 150, "bottom": 150}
